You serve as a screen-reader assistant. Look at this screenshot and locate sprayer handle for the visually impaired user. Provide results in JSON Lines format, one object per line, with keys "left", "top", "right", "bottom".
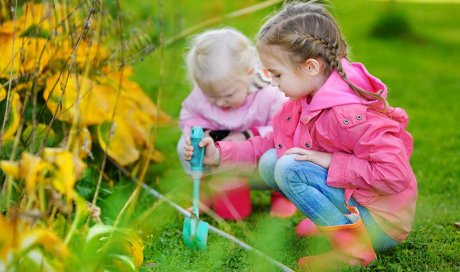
{"left": 189, "top": 126, "right": 205, "bottom": 172}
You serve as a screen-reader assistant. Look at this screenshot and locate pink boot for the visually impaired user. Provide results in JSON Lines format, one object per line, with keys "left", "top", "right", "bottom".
{"left": 296, "top": 218, "right": 320, "bottom": 237}
{"left": 298, "top": 207, "right": 376, "bottom": 271}
{"left": 270, "top": 191, "right": 297, "bottom": 218}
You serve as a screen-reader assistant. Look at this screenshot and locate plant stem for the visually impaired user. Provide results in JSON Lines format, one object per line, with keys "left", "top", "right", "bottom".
{"left": 0, "top": 0, "right": 18, "bottom": 154}
{"left": 64, "top": 201, "right": 82, "bottom": 245}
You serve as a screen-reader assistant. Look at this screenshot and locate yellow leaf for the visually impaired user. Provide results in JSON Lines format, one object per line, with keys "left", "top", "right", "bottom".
{"left": 94, "top": 75, "right": 171, "bottom": 165}
{"left": 116, "top": 98, "right": 152, "bottom": 146}
{"left": 0, "top": 3, "right": 78, "bottom": 35}
{"left": 0, "top": 87, "right": 22, "bottom": 141}
{"left": 97, "top": 119, "right": 140, "bottom": 166}
{"left": 0, "top": 160, "right": 19, "bottom": 178}
{"left": 99, "top": 74, "right": 172, "bottom": 126}
{"left": 0, "top": 84, "right": 5, "bottom": 100}
{"left": 0, "top": 21, "right": 18, "bottom": 34}
{"left": 73, "top": 126, "right": 92, "bottom": 159}
{"left": 0, "top": 216, "right": 16, "bottom": 261}
{"left": 55, "top": 40, "right": 109, "bottom": 67}
{"left": 0, "top": 36, "right": 50, "bottom": 75}
{"left": 19, "top": 152, "right": 46, "bottom": 196}
{"left": 22, "top": 228, "right": 69, "bottom": 259}
{"left": 41, "top": 148, "right": 86, "bottom": 201}
{"left": 0, "top": 4, "right": 48, "bottom": 34}
{"left": 127, "top": 236, "right": 144, "bottom": 268}
{"left": 43, "top": 73, "right": 116, "bottom": 126}
{"left": 148, "top": 149, "right": 164, "bottom": 163}
{"left": 0, "top": 215, "right": 69, "bottom": 265}
{"left": 13, "top": 82, "right": 34, "bottom": 93}
{"left": 4, "top": 148, "right": 85, "bottom": 201}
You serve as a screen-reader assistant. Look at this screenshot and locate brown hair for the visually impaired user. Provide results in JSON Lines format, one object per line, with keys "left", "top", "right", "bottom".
{"left": 257, "top": 1, "right": 386, "bottom": 107}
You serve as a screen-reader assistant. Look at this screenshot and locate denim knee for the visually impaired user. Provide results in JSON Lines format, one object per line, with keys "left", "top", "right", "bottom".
{"left": 258, "top": 149, "right": 278, "bottom": 189}
{"left": 274, "top": 156, "right": 327, "bottom": 192}
{"left": 273, "top": 154, "right": 300, "bottom": 191}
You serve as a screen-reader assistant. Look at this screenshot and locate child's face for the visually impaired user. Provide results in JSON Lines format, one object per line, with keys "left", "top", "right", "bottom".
{"left": 202, "top": 81, "right": 249, "bottom": 110}
{"left": 259, "top": 49, "right": 325, "bottom": 100}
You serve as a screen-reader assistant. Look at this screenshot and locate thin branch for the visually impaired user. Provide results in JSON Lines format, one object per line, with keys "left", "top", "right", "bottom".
{"left": 37, "top": 2, "right": 96, "bottom": 154}
{"left": 1, "top": 0, "right": 18, "bottom": 216}
{"left": 0, "top": 0, "right": 18, "bottom": 154}
{"left": 91, "top": 0, "right": 126, "bottom": 207}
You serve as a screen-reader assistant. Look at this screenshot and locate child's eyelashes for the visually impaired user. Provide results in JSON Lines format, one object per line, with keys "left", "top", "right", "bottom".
{"left": 268, "top": 71, "right": 281, "bottom": 79}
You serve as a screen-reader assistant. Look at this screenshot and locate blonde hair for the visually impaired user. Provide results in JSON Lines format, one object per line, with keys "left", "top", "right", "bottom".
{"left": 257, "top": 1, "right": 386, "bottom": 107}
{"left": 186, "top": 27, "right": 258, "bottom": 93}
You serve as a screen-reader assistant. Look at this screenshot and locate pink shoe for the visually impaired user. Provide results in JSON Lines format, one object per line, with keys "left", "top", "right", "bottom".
{"left": 270, "top": 191, "right": 297, "bottom": 218}
{"left": 295, "top": 218, "right": 320, "bottom": 237}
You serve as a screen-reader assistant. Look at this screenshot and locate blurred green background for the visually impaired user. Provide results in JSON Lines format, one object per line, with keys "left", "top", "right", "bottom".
{"left": 109, "top": 0, "right": 460, "bottom": 271}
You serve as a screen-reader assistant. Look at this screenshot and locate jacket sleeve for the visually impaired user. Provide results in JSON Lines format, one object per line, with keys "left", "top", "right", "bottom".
{"left": 327, "top": 109, "right": 414, "bottom": 195}
{"left": 216, "top": 132, "right": 274, "bottom": 171}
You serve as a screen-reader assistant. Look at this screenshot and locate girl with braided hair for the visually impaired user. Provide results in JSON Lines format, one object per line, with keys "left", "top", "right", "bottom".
{"left": 184, "top": 1, "right": 417, "bottom": 270}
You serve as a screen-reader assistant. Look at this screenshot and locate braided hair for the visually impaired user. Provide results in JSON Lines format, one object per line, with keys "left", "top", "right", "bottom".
{"left": 257, "top": 1, "right": 386, "bottom": 108}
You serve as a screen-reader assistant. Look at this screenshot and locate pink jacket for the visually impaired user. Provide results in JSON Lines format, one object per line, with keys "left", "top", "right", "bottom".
{"left": 217, "top": 59, "right": 417, "bottom": 242}
{"left": 179, "top": 85, "right": 286, "bottom": 136}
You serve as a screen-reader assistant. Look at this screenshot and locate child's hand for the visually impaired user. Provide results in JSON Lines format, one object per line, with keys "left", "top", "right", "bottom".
{"left": 223, "top": 132, "right": 247, "bottom": 141}
{"left": 184, "top": 136, "right": 221, "bottom": 166}
{"left": 284, "top": 147, "right": 332, "bottom": 169}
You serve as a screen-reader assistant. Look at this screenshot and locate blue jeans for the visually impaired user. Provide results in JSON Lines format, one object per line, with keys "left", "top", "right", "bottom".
{"left": 258, "top": 149, "right": 398, "bottom": 252}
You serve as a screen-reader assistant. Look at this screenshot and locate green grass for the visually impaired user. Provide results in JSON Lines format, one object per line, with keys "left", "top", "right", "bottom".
{"left": 109, "top": 0, "right": 460, "bottom": 271}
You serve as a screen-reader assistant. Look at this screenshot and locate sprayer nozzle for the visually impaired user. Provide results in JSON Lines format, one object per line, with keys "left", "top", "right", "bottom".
{"left": 191, "top": 171, "right": 203, "bottom": 180}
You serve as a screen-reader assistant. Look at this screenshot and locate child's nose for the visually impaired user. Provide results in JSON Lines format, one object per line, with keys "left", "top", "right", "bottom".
{"left": 216, "top": 99, "right": 226, "bottom": 107}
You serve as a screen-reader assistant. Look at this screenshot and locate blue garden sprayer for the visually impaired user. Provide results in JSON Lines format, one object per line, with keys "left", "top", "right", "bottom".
{"left": 182, "top": 126, "right": 209, "bottom": 250}
{"left": 114, "top": 124, "right": 294, "bottom": 270}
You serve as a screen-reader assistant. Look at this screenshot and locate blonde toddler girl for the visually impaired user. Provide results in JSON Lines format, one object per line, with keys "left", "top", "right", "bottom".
{"left": 177, "top": 27, "right": 296, "bottom": 218}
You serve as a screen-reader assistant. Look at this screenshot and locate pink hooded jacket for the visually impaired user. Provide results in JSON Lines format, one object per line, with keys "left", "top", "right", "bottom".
{"left": 217, "top": 59, "right": 417, "bottom": 242}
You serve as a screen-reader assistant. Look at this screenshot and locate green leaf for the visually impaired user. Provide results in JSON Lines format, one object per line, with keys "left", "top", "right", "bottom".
{"left": 20, "top": 24, "right": 49, "bottom": 38}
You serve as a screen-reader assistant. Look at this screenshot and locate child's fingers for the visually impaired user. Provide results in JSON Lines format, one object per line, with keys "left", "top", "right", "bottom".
{"left": 295, "top": 154, "right": 312, "bottom": 161}
{"left": 199, "top": 136, "right": 215, "bottom": 147}
{"left": 184, "top": 137, "right": 193, "bottom": 161}
{"left": 285, "top": 147, "right": 309, "bottom": 155}
{"left": 184, "top": 144, "right": 194, "bottom": 151}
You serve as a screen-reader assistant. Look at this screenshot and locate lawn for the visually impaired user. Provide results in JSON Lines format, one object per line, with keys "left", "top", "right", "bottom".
{"left": 111, "top": 0, "right": 460, "bottom": 271}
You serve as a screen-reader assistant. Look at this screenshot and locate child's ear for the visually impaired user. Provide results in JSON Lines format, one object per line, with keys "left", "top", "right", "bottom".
{"left": 303, "top": 58, "right": 321, "bottom": 76}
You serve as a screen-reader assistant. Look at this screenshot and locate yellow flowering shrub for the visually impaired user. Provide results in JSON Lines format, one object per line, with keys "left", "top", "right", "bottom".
{"left": 0, "top": 1, "right": 159, "bottom": 269}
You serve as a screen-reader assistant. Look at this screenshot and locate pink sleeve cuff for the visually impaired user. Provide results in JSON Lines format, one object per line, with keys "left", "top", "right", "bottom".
{"left": 214, "top": 140, "right": 258, "bottom": 172}
{"left": 249, "top": 127, "right": 260, "bottom": 137}
{"left": 327, "top": 151, "right": 352, "bottom": 188}
{"left": 215, "top": 141, "right": 228, "bottom": 164}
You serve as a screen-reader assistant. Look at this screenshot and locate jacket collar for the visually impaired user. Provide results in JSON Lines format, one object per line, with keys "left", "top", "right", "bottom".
{"left": 299, "top": 58, "right": 387, "bottom": 123}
